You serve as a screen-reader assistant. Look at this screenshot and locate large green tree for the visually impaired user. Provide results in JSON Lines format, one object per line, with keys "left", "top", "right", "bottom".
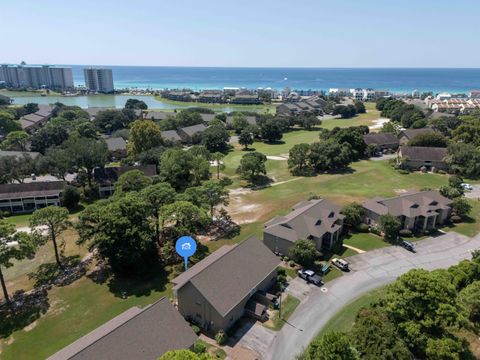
{"left": 30, "top": 206, "right": 70, "bottom": 268}
{"left": 0, "top": 222, "right": 35, "bottom": 308}
{"left": 161, "top": 201, "right": 211, "bottom": 236}
{"left": 236, "top": 151, "right": 267, "bottom": 183}
{"left": 288, "top": 143, "right": 312, "bottom": 176}
{"left": 114, "top": 170, "right": 152, "bottom": 194}
{"left": 128, "top": 120, "right": 163, "bottom": 156}
{"left": 77, "top": 194, "right": 157, "bottom": 273}
{"left": 341, "top": 202, "right": 365, "bottom": 229}
{"left": 379, "top": 214, "right": 401, "bottom": 241}
{"left": 306, "top": 331, "right": 359, "bottom": 360}
{"left": 289, "top": 239, "right": 319, "bottom": 267}
{"left": 0, "top": 110, "right": 21, "bottom": 135}
{"left": 0, "top": 131, "right": 30, "bottom": 151}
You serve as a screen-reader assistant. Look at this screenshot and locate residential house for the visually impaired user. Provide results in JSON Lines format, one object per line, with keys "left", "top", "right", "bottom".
{"left": 93, "top": 165, "right": 157, "bottom": 197}
{"left": 0, "top": 150, "right": 40, "bottom": 159}
{"left": 143, "top": 110, "right": 175, "bottom": 121}
{"left": 276, "top": 99, "right": 324, "bottom": 116}
{"left": 161, "top": 90, "right": 193, "bottom": 102}
{"left": 198, "top": 91, "right": 225, "bottom": 103}
{"left": 0, "top": 181, "right": 65, "bottom": 214}
{"left": 47, "top": 297, "right": 197, "bottom": 360}
{"left": 398, "top": 127, "right": 436, "bottom": 145}
{"left": 363, "top": 190, "right": 452, "bottom": 232}
{"left": 19, "top": 105, "right": 56, "bottom": 133}
{"left": 161, "top": 130, "right": 182, "bottom": 142}
{"left": 263, "top": 199, "right": 344, "bottom": 255}
{"left": 85, "top": 107, "right": 111, "bottom": 121}
{"left": 231, "top": 94, "right": 261, "bottom": 104}
{"left": 177, "top": 123, "right": 208, "bottom": 142}
{"left": 363, "top": 132, "right": 399, "bottom": 152}
{"left": 172, "top": 236, "right": 280, "bottom": 333}
{"left": 398, "top": 146, "right": 448, "bottom": 171}
{"left": 104, "top": 137, "right": 127, "bottom": 159}
{"left": 226, "top": 115, "right": 257, "bottom": 127}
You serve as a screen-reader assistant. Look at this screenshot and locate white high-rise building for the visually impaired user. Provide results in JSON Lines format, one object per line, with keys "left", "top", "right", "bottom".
{"left": 83, "top": 68, "right": 114, "bottom": 93}
{"left": 0, "top": 64, "right": 73, "bottom": 90}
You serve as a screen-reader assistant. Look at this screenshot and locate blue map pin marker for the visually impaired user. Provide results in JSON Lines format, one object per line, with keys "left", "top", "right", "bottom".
{"left": 176, "top": 236, "right": 197, "bottom": 270}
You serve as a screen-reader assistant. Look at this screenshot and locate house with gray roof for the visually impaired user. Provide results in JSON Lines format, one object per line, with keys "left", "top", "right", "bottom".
{"left": 399, "top": 127, "right": 436, "bottom": 145}
{"left": 178, "top": 123, "right": 208, "bottom": 140}
{"left": 363, "top": 132, "right": 399, "bottom": 152}
{"left": 363, "top": 190, "right": 452, "bottom": 233}
{"left": 47, "top": 297, "right": 197, "bottom": 360}
{"left": 19, "top": 105, "right": 56, "bottom": 133}
{"left": 263, "top": 199, "right": 344, "bottom": 256}
{"left": 172, "top": 236, "right": 280, "bottom": 333}
{"left": 398, "top": 146, "right": 448, "bottom": 171}
{"left": 161, "top": 130, "right": 182, "bottom": 142}
{"left": 93, "top": 165, "right": 157, "bottom": 197}
{"left": 144, "top": 110, "right": 175, "bottom": 121}
{"left": 104, "top": 137, "right": 127, "bottom": 159}
{"left": 0, "top": 181, "right": 65, "bottom": 214}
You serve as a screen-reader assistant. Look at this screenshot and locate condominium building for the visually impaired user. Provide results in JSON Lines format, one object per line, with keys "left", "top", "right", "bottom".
{"left": 83, "top": 68, "right": 114, "bottom": 93}
{"left": 0, "top": 64, "right": 74, "bottom": 90}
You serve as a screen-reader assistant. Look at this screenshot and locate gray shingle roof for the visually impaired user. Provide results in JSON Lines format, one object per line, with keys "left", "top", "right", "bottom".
{"left": 172, "top": 236, "right": 280, "bottom": 317}
{"left": 363, "top": 132, "right": 399, "bottom": 146}
{"left": 264, "top": 199, "right": 344, "bottom": 242}
{"left": 161, "top": 130, "right": 182, "bottom": 142}
{"left": 93, "top": 165, "right": 157, "bottom": 185}
{"left": 363, "top": 190, "right": 452, "bottom": 218}
{"left": 401, "top": 127, "right": 435, "bottom": 140}
{"left": 144, "top": 111, "right": 174, "bottom": 120}
{"left": 179, "top": 124, "right": 208, "bottom": 137}
{"left": 47, "top": 297, "right": 197, "bottom": 360}
{"left": 105, "top": 137, "right": 127, "bottom": 152}
{"left": 399, "top": 146, "right": 447, "bottom": 161}
{"left": 226, "top": 116, "right": 257, "bottom": 126}
{"left": 0, "top": 181, "right": 65, "bottom": 200}
{"left": 0, "top": 150, "right": 40, "bottom": 159}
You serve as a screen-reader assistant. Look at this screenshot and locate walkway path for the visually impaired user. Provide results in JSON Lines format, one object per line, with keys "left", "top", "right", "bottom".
{"left": 342, "top": 244, "right": 366, "bottom": 254}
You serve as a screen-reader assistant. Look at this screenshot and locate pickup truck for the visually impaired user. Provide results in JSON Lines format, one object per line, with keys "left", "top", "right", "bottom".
{"left": 298, "top": 269, "right": 323, "bottom": 286}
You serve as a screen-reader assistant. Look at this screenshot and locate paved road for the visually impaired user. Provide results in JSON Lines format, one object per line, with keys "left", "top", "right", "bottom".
{"left": 465, "top": 185, "right": 480, "bottom": 200}
{"left": 265, "top": 232, "right": 480, "bottom": 360}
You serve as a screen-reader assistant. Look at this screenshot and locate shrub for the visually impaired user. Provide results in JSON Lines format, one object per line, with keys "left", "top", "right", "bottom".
{"left": 193, "top": 340, "right": 207, "bottom": 354}
{"left": 191, "top": 324, "right": 201, "bottom": 335}
{"left": 62, "top": 185, "right": 80, "bottom": 210}
{"left": 370, "top": 226, "right": 382, "bottom": 236}
{"left": 283, "top": 256, "right": 289, "bottom": 262}
{"left": 277, "top": 274, "right": 287, "bottom": 284}
{"left": 451, "top": 215, "right": 462, "bottom": 223}
{"left": 399, "top": 229, "right": 412, "bottom": 237}
{"left": 215, "top": 330, "right": 227, "bottom": 345}
{"left": 277, "top": 268, "right": 286, "bottom": 276}
{"left": 357, "top": 223, "right": 369, "bottom": 233}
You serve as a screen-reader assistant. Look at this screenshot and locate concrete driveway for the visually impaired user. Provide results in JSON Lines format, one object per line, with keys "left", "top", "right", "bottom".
{"left": 464, "top": 185, "right": 480, "bottom": 200}
{"left": 263, "top": 232, "right": 480, "bottom": 360}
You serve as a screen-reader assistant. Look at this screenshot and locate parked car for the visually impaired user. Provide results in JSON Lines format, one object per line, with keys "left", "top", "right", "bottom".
{"left": 298, "top": 269, "right": 323, "bottom": 286}
{"left": 400, "top": 240, "right": 415, "bottom": 252}
{"left": 461, "top": 183, "right": 473, "bottom": 191}
{"left": 332, "top": 258, "right": 350, "bottom": 271}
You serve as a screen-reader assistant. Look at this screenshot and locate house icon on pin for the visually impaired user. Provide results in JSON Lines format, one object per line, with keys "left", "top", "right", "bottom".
{"left": 181, "top": 243, "right": 192, "bottom": 251}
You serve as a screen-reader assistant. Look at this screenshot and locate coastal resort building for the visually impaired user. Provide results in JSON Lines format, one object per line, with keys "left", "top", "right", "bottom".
{"left": 172, "top": 236, "right": 280, "bottom": 333}
{"left": 47, "top": 297, "right": 197, "bottom": 360}
{"left": 363, "top": 132, "right": 399, "bottom": 153}
{"left": 398, "top": 146, "right": 448, "bottom": 172}
{"left": 93, "top": 164, "right": 157, "bottom": 197}
{"left": 362, "top": 190, "right": 452, "bottom": 233}
{"left": 0, "top": 181, "right": 65, "bottom": 214}
{"left": 263, "top": 199, "right": 344, "bottom": 256}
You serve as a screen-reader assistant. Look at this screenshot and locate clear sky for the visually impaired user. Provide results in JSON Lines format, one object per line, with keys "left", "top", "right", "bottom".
{"left": 3, "top": 0, "right": 480, "bottom": 67}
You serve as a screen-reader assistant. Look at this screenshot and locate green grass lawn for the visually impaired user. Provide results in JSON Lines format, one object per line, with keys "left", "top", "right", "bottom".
{"left": 321, "top": 103, "right": 381, "bottom": 130}
{"left": 316, "top": 286, "right": 386, "bottom": 338}
{"left": 344, "top": 232, "right": 390, "bottom": 252}
{"left": 322, "top": 267, "right": 343, "bottom": 282}
{"left": 264, "top": 294, "right": 300, "bottom": 331}
{"left": 0, "top": 268, "right": 172, "bottom": 359}
{"left": 3, "top": 213, "right": 33, "bottom": 227}
{"left": 446, "top": 200, "right": 480, "bottom": 237}
{"left": 153, "top": 95, "right": 277, "bottom": 114}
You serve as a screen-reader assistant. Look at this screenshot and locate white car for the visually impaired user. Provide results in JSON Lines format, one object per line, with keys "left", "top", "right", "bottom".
{"left": 332, "top": 258, "right": 349, "bottom": 271}
{"left": 461, "top": 183, "right": 473, "bottom": 191}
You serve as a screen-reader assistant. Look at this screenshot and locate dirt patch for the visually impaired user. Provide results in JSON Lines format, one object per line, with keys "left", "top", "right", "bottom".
{"left": 369, "top": 117, "right": 390, "bottom": 130}
{"left": 266, "top": 155, "right": 288, "bottom": 161}
{"left": 24, "top": 320, "right": 38, "bottom": 332}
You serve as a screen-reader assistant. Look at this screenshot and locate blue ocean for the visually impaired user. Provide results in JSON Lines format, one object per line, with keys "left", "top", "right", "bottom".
{"left": 71, "top": 66, "right": 480, "bottom": 93}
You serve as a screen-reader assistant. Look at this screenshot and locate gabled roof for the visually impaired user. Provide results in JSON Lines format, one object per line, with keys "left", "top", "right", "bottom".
{"left": 47, "top": 297, "right": 197, "bottom": 360}
{"left": 264, "top": 199, "right": 344, "bottom": 242}
{"left": 363, "top": 132, "right": 399, "bottom": 146}
{"left": 363, "top": 190, "right": 452, "bottom": 218}
{"left": 0, "top": 181, "right": 65, "bottom": 200}
{"left": 93, "top": 165, "right": 157, "bottom": 184}
{"left": 144, "top": 111, "right": 174, "bottom": 120}
{"left": 105, "top": 137, "right": 127, "bottom": 152}
{"left": 400, "top": 127, "right": 435, "bottom": 139}
{"left": 161, "top": 130, "right": 182, "bottom": 142}
{"left": 179, "top": 124, "right": 208, "bottom": 137}
{"left": 226, "top": 115, "right": 257, "bottom": 125}
{"left": 172, "top": 236, "right": 280, "bottom": 317}
{"left": 0, "top": 150, "right": 40, "bottom": 159}
{"left": 399, "top": 146, "right": 447, "bottom": 162}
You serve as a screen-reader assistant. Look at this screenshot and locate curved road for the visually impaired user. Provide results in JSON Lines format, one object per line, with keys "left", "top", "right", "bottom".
{"left": 265, "top": 232, "right": 480, "bottom": 360}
